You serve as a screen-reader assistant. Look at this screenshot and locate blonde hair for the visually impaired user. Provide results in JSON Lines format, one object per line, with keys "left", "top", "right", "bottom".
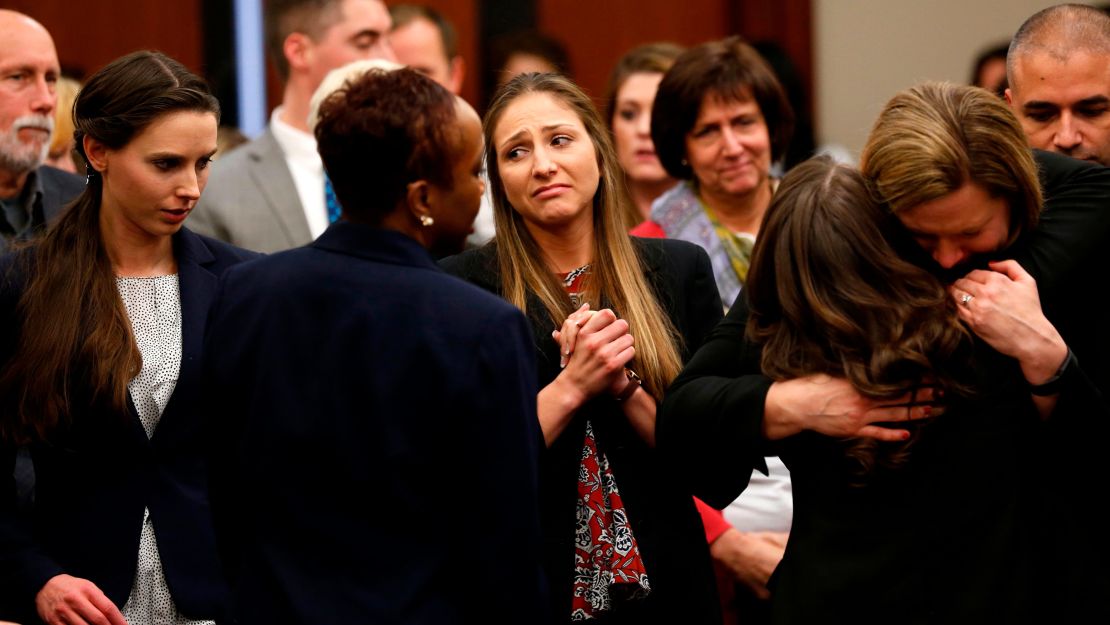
{"left": 307, "top": 58, "right": 404, "bottom": 132}
{"left": 49, "top": 76, "right": 80, "bottom": 158}
{"left": 860, "top": 82, "right": 1041, "bottom": 247}
{"left": 484, "top": 72, "right": 683, "bottom": 400}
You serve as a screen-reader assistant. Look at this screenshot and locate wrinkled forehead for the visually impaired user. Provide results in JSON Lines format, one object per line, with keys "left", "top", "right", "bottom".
{"left": 493, "top": 92, "right": 585, "bottom": 144}
{"left": 0, "top": 18, "right": 59, "bottom": 72}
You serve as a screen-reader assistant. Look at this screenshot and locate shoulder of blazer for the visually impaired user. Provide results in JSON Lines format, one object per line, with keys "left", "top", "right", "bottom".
{"left": 632, "top": 235, "right": 706, "bottom": 276}
{"left": 176, "top": 227, "right": 261, "bottom": 271}
{"left": 439, "top": 244, "right": 501, "bottom": 291}
{"left": 35, "top": 165, "right": 85, "bottom": 221}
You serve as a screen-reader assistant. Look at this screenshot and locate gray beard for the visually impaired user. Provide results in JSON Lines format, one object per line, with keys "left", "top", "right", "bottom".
{"left": 0, "top": 121, "right": 52, "bottom": 175}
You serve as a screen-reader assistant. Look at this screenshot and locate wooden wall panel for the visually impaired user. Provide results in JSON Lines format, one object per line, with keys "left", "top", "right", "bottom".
{"left": 733, "top": 0, "right": 813, "bottom": 117}
{"left": 4, "top": 0, "right": 205, "bottom": 80}
{"left": 535, "top": 0, "right": 812, "bottom": 113}
{"left": 536, "top": 0, "right": 732, "bottom": 102}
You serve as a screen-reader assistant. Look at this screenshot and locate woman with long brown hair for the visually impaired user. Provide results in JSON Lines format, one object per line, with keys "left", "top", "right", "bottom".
{"left": 441, "top": 72, "right": 722, "bottom": 623}
{"left": 0, "top": 51, "right": 254, "bottom": 625}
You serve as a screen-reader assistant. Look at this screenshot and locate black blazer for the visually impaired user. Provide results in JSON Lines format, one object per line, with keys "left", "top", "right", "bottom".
{"left": 0, "top": 227, "right": 256, "bottom": 623}
{"left": 36, "top": 166, "right": 85, "bottom": 225}
{"left": 203, "top": 223, "right": 547, "bottom": 625}
{"left": 657, "top": 151, "right": 1110, "bottom": 624}
{"left": 441, "top": 237, "right": 724, "bottom": 625}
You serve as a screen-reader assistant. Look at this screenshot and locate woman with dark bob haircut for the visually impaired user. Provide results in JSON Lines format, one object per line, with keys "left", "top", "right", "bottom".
{"left": 629, "top": 35, "right": 796, "bottom": 622}
{"left": 442, "top": 71, "right": 722, "bottom": 623}
{"left": 633, "top": 35, "right": 793, "bottom": 309}
{"left": 0, "top": 51, "right": 255, "bottom": 625}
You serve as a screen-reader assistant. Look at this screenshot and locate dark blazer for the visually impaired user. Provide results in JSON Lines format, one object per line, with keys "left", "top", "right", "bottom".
{"left": 36, "top": 166, "right": 85, "bottom": 224}
{"left": 0, "top": 227, "right": 257, "bottom": 623}
{"left": 657, "top": 150, "right": 1110, "bottom": 624}
{"left": 441, "top": 237, "right": 724, "bottom": 625}
{"left": 203, "top": 223, "right": 547, "bottom": 625}
{"left": 0, "top": 166, "right": 84, "bottom": 255}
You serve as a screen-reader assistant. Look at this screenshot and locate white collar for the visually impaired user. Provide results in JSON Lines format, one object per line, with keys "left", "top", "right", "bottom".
{"left": 269, "top": 106, "right": 320, "bottom": 170}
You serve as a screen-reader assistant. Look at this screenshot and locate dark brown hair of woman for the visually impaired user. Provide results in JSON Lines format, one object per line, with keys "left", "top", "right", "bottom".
{"left": 651, "top": 35, "right": 794, "bottom": 180}
{"left": 314, "top": 66, "right": 457, "bottom": 223}
{"left": 0, "top": 51, "right": 220, "bottom": 444}
{"left": 745, "top": 156, "right": 970, "bottom": 476}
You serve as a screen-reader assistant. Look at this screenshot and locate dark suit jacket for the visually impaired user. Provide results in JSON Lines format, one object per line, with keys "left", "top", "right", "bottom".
{"left": 203, "top": 223, "right": 547, "bottom": 625}
{"left": 0, "top": 228, "right": 256, "bottom": 623}
{"left": 35, "top": 166, "right": 84, "bottom": 224}
{"left": 0, "top": 166, "right": 84, "bottom": 255}
{"left": 658, "top": 150, "right": 1110, "bottom": 624}
{"left": 441, "top": 237, "right": 724, "bottom": 625}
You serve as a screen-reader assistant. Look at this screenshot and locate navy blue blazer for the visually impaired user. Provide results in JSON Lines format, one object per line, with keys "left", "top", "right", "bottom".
{"left": 203, "top": 222, "right": 547, "bottom": 625}
{"left": 0, "top": 227, "right": 257, "bottom": 623}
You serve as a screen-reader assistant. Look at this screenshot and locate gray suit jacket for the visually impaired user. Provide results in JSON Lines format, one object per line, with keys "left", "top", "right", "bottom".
{"left": 190, "top": 128, "right": 313, "bottom": 253}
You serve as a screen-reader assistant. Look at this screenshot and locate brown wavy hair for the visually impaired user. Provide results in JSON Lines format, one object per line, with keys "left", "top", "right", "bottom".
{"left": 0, "top": 51, "right": 219, "bottom": 444}
{"left": 483, "top": 72, "right": 683, "bottom": 401}
{"left": 746, "top": 156, "right": 970, "bottom": 475}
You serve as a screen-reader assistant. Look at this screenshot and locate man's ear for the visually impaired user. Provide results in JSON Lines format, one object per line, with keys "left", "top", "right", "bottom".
{"left": 447, "top": 56, "right": 466, "bottom": 96}
{"left": 284, "top": 32, "right": 312, "bottom": 74}
{"left": 1004, "top": 87, "right": 1014, "bottom": 106}
{"left": 83, "top": 134, "right": 109, "bottom": 174}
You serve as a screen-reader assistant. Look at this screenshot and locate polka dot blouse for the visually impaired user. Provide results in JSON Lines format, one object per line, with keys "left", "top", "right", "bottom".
{"left": 116, "top": 275, "right": 214, "bottom": 625}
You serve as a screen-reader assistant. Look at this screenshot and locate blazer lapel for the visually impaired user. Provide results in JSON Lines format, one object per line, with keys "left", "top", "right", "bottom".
{"left": 151, "top": 229, "right": 217, "bottom": 444}
{"left": 247, "top": 130, "right": 312, "bottom": 246}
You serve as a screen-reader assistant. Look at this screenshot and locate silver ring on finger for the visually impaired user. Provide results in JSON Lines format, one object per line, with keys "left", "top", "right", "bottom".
{"left": 960, "top": 293, "right": 973, "bottom": 307}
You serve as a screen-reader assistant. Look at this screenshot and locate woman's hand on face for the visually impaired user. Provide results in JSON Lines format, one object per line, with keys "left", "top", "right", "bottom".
{"left": 558, "top": 308, "right": 635, "bottom": 401}
{"left": 36, "top": 574, "right": 127, "bottom": 625}
{"left": 551, "top": 303, "right": 599, "bottom": 368}
{"left": 950, "top": 260, "right": 1068, "bottom": 385}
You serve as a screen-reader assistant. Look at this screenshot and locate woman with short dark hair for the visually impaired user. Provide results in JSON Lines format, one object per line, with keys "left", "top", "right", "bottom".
{"left": 203, "top": 64, "right": 546, "bottom": 625}
{"left": 633, "top": 36, "right": 793, "bottom": 310}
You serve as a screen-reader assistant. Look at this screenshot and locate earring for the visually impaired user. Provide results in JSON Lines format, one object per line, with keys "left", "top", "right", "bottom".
{"left": 680, "top": 158, "right": 689, "bottom": 166}
{"left": 419, "top": 215, "right": 434, "bottom": 227}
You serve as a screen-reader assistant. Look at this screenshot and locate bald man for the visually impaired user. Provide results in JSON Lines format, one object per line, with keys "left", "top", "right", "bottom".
{"left": 0, "top": 10, "right": 83, "bottom": 254}
{"left": 1007, "top": 3, "right": 1110, "bottom": 165}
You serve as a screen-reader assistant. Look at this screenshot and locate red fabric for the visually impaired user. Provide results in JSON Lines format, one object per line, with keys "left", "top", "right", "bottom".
{"left": 696, "top": 497, "right": 731, "bottom": 544}
{"left": 571, "top": 422, "right": 651, "bottom": 618}
{"left": 562, "top": 271, "right": 650, "bottom": 618}
{"left": 630, "top": 220, "right": 665, "bottom": 238}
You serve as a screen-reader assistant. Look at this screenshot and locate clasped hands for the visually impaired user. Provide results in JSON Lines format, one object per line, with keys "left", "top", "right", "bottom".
{"left": 551, "top": 303, "right": 639, "bottom": 400}
{"left": 949, "top": 259, "right": 1067, "bottom": 386}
